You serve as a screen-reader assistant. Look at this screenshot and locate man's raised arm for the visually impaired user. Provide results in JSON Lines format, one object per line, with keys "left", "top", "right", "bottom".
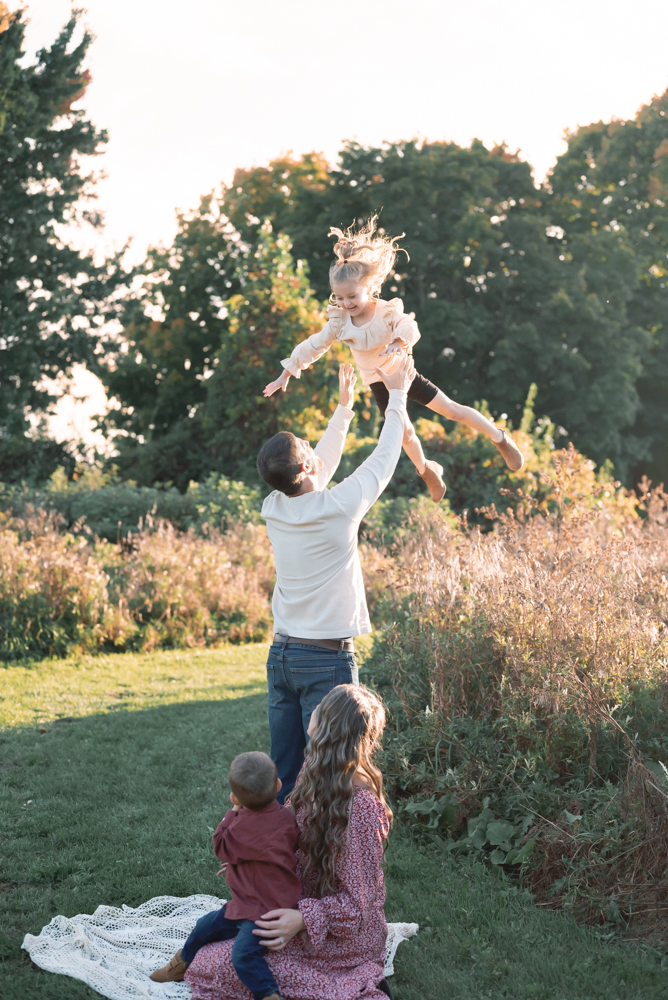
{"left": 313, "top": 364, "right": 357, "bottom": 489}
{"left": 331, "top": 356, "right": 415, "bottom": 518}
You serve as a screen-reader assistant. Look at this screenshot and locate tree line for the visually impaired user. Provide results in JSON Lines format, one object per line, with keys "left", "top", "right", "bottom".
{"left": 2, "top": 6, "right": 667, "bottom": 492}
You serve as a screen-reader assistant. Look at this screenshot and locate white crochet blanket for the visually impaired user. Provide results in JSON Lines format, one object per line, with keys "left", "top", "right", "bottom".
{"left": 22, "top": 894, "right": 419, "bottom": 1000}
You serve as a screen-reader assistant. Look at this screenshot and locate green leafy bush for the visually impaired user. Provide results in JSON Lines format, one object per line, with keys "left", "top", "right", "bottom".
{"left": 0, "top": 469, "right": 263, "bottom": 541}
{"left": 361, "top": 458, "right": 668, "bottom": 937}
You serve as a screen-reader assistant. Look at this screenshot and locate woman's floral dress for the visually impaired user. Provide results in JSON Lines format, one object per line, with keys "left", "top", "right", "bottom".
{"left": 185, "top": 788, "right": 390, "bottom": 1000}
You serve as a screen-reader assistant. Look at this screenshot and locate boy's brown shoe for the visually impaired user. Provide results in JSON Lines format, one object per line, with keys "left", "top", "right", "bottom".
{"left": 261, "top": 994, "right": 283, "bottom": 1000}
{"left": 417, "top": 460, "right": 447, "bottom": 502}
{"left": 493, "top": 429, "right": 525, "bottom": 472}
{"left": 150, "top": 950, "right": 188, "bottom": 982}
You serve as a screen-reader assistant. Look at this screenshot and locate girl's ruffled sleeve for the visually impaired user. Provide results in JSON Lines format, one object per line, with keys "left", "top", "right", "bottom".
{"left": 298, "top": 790, "right": 389, "bottom": 953}
{"left": 386, "top": 297, "right": 420, "bottom": 348}
{"left": 280, "top": 308, "right": 342, "bottom": 378}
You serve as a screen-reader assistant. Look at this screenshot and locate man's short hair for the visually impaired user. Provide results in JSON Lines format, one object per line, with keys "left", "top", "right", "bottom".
{"left": 257, "top": 431, "right": 304, "bottom": 495}
{"left": 229, "top": 751, "right": 278, "bottom": 810}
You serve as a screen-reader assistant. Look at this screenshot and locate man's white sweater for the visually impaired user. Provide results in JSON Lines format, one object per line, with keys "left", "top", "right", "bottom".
{"left": 261, "top": 389, "right": 407, "bottom": 639}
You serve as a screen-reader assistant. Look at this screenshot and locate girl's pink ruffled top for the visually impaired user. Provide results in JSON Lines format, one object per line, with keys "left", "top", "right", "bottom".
{"left": 185, "top": 787, "right": 391, "bottom": 1000}
{"left": 281, "top": 298, "right": 420, "bottom": 386}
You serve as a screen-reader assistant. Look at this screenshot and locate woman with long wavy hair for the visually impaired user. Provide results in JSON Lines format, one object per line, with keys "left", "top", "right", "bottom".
{"left": 185, "top": 684, "right": 395, "bottom": 1000}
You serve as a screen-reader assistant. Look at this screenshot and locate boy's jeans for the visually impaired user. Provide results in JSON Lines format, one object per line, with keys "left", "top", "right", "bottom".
{"left": 267, "top": 636, "right": 358, "bottom": 803}
{"left": 181, "top": 904, "right": 277, "bottom": 1000}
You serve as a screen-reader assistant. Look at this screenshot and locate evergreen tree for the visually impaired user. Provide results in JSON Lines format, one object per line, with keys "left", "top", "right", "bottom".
{"left": 0, "top": 5, "right": 121, "bottom": 481}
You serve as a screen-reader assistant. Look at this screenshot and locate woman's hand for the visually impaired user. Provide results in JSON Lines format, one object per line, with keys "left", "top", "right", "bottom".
{"left": 378, "top": 338, "right": 405, "bottom": 358}
{"left": 263, "top": 370, "right": 291, "bottom": 397}
{"left": 252, "top": 908, "right": 305, "bottom": 951}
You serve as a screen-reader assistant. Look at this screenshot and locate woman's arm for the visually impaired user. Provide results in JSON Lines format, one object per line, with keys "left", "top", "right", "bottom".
{"left": 253, "top": 790, "right": 389, "bottom": 954}
{"left": 253, "top": 792, "right": 388, "bottom": 953}
{"left": 302, "top": 791, "right": 388, "bottom": 951}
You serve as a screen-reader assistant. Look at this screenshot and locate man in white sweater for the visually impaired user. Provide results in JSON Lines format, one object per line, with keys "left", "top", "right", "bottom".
{"left": 257, "top": 355, "right": 415, "bottom": 800}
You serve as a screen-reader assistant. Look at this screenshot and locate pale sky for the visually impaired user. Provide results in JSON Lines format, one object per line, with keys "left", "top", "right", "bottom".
{"left": 11, "top": 0, "right": 668, "bottom": 449}
{"left": 17, "top": 0, "right": 668, "bottom": 263}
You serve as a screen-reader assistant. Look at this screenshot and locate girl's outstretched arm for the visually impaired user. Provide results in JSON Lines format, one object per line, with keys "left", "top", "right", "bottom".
{"left": 273, "top": 320, "right": 339, "bottom": 392}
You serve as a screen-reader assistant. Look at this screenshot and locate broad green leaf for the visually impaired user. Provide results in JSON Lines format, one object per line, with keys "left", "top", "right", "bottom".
{"left": 486, "top": 820, "right": 519, "bottom": 846}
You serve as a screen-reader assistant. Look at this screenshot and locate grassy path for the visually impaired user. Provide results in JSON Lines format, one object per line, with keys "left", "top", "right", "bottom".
{"left": 1, "top": 648, "right": 666, "bottom": 999}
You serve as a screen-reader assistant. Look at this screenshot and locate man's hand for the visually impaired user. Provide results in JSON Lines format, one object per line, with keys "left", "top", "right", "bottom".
{"left": 338, "top": 363, "right": 357, "bottom": 409}
{"left": 378, "top": 338, "right": 405, "bottom": 358}
{"left": 263, "top": 370, "right": 291, "bottom": 397}
{"left": 374, "top": 353, "right": 415, "bottom": 393}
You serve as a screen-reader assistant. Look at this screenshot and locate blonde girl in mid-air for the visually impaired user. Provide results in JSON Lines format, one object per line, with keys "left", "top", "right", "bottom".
{"left": 263, "top": 218, "right": 524, "bottom": 501}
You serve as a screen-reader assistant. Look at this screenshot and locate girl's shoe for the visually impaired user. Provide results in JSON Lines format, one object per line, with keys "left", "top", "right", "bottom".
{"left": 418, "top": 460, "right": 447, "bottom": 502}
{"left": 150, "top": 950, "right": 188, "bottom": 982}
{"left": 493, "top": 429, "right": 525, "bottom": 471}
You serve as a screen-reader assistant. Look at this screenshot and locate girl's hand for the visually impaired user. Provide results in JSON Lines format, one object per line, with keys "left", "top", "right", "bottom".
{"left": 378, "top": 338, "right": 405, "bottom": 358}
{"left": 252, "top": 908, "right": 305, "bottom": 951}
{"left": 263, "top": 370, "right": 291, "bottom": 397}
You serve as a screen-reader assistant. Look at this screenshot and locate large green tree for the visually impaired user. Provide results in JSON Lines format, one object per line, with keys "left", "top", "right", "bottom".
{"left": 98, "top": 196, "right": 242, "bottom": 486}
{"left": 100, "top": 220, "right": 345, "bottom": 488}
{"left": 222, "top": 140, "right": 646, "bottom": 477}
{"left": 104, "top": 108, "right": 666, "bottom": 487}
{"left": 202, "top": 223, "right": 346, "bottom": 480}
{"left": 547, "top": 88, "right": 668, "bottom": 484}
{"left": 0, "top": 5, "right": 120, "bottom": 480}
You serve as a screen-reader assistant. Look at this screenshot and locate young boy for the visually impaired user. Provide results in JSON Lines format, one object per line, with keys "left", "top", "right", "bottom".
{"left": 150, "top": 751, "right": 300, "bottom": 1000}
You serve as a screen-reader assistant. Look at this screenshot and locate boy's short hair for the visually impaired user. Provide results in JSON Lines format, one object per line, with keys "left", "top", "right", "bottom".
{"left": 229, "top": 751, "right": 278, "bottom": 810}
{"left": 256, "top": 431, "right": 304, "bottom": 496}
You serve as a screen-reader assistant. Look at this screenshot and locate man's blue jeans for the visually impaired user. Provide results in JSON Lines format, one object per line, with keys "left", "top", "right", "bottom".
{"left": 180, "top": 904, "right": 277, "bottom": 1000}
{"left": 267, "top": 636, "right": 358, "bottom": 803}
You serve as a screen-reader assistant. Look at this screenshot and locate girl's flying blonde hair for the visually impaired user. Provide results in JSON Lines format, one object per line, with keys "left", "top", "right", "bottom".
{"left": 328, "top": 216, "right": 406, "bottom": 299}
{"left": 289, "top": 683, "right": 391, "bottom": 897}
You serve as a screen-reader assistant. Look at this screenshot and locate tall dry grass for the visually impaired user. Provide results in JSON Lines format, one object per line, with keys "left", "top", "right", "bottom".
{"left": 364, "top": 447, "right": 668, "bottom": 727}
{"left": 0, "top": 508, "right": 274, "bottom": 659}
{"left": 362, "top": 448, "right": 668, "bottom": 935}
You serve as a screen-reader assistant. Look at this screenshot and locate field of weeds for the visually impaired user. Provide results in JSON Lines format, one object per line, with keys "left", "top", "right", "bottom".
{"left": 361, "top": 447, "right": 668, "bottom": 944}
{"left": 0, "top": 511, "right": 274, "bottom": 658}
{"left": 3, "top": 437, "right": 668, "bottom": 949}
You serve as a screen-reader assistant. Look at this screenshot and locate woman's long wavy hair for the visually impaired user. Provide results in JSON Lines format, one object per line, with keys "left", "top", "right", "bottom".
{"left": 289, "top": 684, "right": 392, "bottom": 897}
{"left": 328, "top": 216, "right": 407, "bottom": 299}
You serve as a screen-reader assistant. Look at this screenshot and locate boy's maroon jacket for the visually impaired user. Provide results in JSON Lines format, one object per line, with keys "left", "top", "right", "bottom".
{"left": 213, "top": 800, "right": 301, "bottom": 921}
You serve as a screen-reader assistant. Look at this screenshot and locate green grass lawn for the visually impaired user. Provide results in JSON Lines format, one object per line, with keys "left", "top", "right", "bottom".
{"left": 1, "top": 647, "right": 667, "bottom": 999}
